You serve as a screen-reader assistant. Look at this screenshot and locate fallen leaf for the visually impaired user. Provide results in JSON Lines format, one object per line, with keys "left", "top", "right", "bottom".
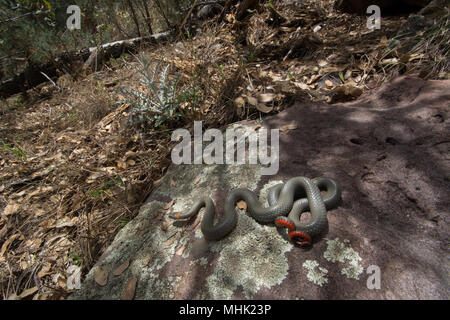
{"left": 143, "top": 254, "right": 153, "bottom": 266}
{"left": 116, "top": 160, "right": 127, "bottom": 169}
{"left": 176, "top": 244, "right": 186, "bottom": 256}
{"left": 164, "top": 238, "right": 175, "bottom": 247}
{"left": 94, "top": 267, "right": 108, "bottom": 286}
{"left": 38, "top": 264, "right": 52, "bottom": 278}
{"left": 279, "top": 124, "right": 298, "bottom": 132}
{"left": 161, "top": 221, "right": 171, "bottom": 231}
{"left": 85, "top": 172, "right": 105, "bottom": 184}
{"left": 3, "top": 202, "right": 20, "bottom": 217}
{"left": 193, "top": 177, "right": 201, "bottom": 185}
{"left": 325, "top": 80, "right": 333, "bottom": 88}
{"left": 55, "top": 217, "right": 75, "bottom": 228}
{"left": 163, "top": 200, "right": 174, "bottom": 210}
{"left": 255, "top": 103, "right": 273, "bottom": 113}
{"left": 113, "top": 259, "right": 130, "bottom": 276}
{"left": 246, "top": 96, "right": 258, "bottom": 106}
{"left": 252, "top": 124, "right": 262, "bottom": 131}
{"left": 169, "top": 179, "right": 176, "bottom": 187}
{"left": 0, "top": 233, "right": 20, "bottom": 258}
{"left": 234, "top": 96, "right": 245, "bottom": 109}
{"left": 237, "top": 200, "right": 247, "bottom": 210}
{"left": 18, "top": 287, "right": 38, "bottom": 299}
{"left": 121, "top": 277, "right": 137, "bottom": 300}
{"left": 257, "top": 93, "right": 275, "bottom": 103}
{"left": 348, "top": 86, "right": 363, "bottom": 97}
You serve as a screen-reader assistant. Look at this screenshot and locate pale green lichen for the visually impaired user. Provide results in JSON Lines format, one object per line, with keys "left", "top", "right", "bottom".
{"left": 259, "top": 180, "right": 283, "bottom": 206}
{"left": 140, "top": 273, "right": 182, "bottom": 299}
{"left": 205, "top": 209, "right": 293, "bottom": 299}
{"left": 323, "top": 237, "right": 363, "bottom": 280}
{"left": 302, "top": 260, "right": 329, "bottom": 287}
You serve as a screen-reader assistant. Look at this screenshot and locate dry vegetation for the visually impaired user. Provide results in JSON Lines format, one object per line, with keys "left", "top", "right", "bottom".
{"left": 0, "top": 0, "right": 448, "bottom": 299}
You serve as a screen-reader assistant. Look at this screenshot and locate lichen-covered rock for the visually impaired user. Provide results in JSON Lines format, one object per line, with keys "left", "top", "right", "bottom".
{"left": 71, "top": 76, "right": 449, "bottom": 300}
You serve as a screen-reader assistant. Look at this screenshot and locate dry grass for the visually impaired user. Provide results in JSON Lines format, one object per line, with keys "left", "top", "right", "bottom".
{"left": 1, "top": 0, "right": 448, "bottom": 300}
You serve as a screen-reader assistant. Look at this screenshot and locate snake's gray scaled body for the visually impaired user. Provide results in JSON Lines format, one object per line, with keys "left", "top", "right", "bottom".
{"left": 268, "top": 177, "right": 341, "bottom": 240}
{"left": 170, "top": 176, "right": 341, "bottom": 242}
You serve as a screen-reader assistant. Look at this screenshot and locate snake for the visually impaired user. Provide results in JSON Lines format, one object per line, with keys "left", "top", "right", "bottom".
{"left": 169, "top": 176, "right": 341, "bottom": 246}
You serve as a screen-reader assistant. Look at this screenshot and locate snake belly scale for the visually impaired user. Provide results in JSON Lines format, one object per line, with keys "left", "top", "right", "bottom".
{"left": 170, "top": 176, "right": 341, "bottom": 246}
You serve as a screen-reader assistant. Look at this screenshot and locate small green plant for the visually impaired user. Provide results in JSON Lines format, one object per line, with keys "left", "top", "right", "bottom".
{"left": 69, "top": 250, "right": 82, "bottom": 266}
{"left": 8, "top": 96, "right": 25, "bottom": 110}
{"left": 0, "top": 141, "right": 27, "bottom": 162}
{"left": 118, "top": 55, "right": 183, "bottom": 128}
{"left": 288, "top": 71, "right": 296, "bottom": 81}
{"left": 65, "top": 112, "right": 79, "bottom": 123}
{"left": 88, "top": 189, "right": 104, "bottom": 198}
{"left": 118, "top": 217, "right": 130, "bottom": 228}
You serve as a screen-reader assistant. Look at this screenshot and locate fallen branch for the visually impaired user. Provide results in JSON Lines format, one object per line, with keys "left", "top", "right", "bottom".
{"left": 178, "top": 0, "right": 199, "bottom": 39}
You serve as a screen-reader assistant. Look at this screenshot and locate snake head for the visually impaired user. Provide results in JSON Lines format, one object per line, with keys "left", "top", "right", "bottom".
{"left": 288, "top": 231, "right": 312, "bottom": 247}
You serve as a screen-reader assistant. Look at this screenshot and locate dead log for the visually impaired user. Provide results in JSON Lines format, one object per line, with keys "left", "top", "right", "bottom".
{"left": 0, "top": 30, "right": 173, "bottom": 98}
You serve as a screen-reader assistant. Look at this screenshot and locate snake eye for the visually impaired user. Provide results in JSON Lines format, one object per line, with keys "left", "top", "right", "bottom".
{"left": 288, "top": 231, "right": 312, "bottom": 247}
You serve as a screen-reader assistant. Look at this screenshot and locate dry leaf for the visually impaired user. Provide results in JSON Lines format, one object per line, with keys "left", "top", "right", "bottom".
{"left": 234, "top": 96, "right": 245, "bottom": 108}
{"left": 169, "top": 179, "right": 176, "bottom": 187}
{"left": 113, "top": 259, "right": 130, "bottom": 276}
{"left": 55, "top": 217, "right": 75, "bottom": 228}
{"left": 0, "top": 233, "right": 20, "bottom": 258}
{"left": 94, "top": 267, "right": 108, "bottom": 286}
{"left": 193, "top": 177, "right": 201, "bottom": 185}
{"left": 255, "top": 104, "right": 273, "bottom": 113}
{"left": 19, "top": 287, "right": 38, "bottom": 299}
{"left": 3, "top": 202, "right": 20, "bottom": 216}
{"left": 176, "top": 244, "right": 186, "bottom": 256}
{"left": 121, "top": 277, "right": 137, "bottom": 300}
{"left": 252, "top": 124, "right": 262, "bottom": 131}
{"left": 257, "top": 93, "right": 275, "bottom": 103}
{"left": 325, "top": 80, "right": 333, "bottom": 88}
{"left": 164, "top": 238, "right": 175, "bottom": 247}
{"left": 143, "top": 254, "right": 153, "bottom": 266}
{"left": 279, "top": 124, "right": 298, "bottom": 132}
{"left": 246, "top": 96, "right": 258, "bottom": 106}
{"left": 163, "top": 200, "right": 174, "bottom": 210}
{"left": 38, "top": 264, "right": 52, "bottom": 278}
{"left": 348, "top": 86, "right": 363, "bottom": 97}
{"left": 117, "top": 160, "right": 127, "bottom": 169}
{"left": 161, "top": 221, "right": 171, "bottom": 231}
{"left": 237, "top": 200, "right": 247, "bottom": 210}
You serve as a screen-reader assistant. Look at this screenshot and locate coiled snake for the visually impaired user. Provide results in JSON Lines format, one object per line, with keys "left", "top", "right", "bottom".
{"left": 170, "top": 176, "right": 341, "bottom": 246}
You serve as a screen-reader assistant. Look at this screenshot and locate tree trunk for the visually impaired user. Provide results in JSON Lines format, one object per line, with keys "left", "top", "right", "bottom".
{"left": 153, "top": 0, "right": 172, "bottom": 28}
{"left": 126, "top": 0, "right": 142, "bottom": 37}
{"left": 140, "top": 0, "right": 154, "bottom": 35}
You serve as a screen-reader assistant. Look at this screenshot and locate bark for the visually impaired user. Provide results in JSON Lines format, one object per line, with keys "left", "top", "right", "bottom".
{"left": 126, "top": 0, "right": 142, "bottom": 37}
{"left": 153, "top": 0, "right": 173, "bottom": 28}
{"left": 140, "top": 0, "right": 154, "bottom": 35}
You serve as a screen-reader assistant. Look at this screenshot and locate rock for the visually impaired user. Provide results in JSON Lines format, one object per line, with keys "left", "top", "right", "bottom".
{"left": 197, "top": 4, "right": 223, "bottom": 20}
{"left": 335, "top": 0, "right": 433, "bottom": 14}
{"left": 71, "top": 76, "right": 449, "bottom": 300}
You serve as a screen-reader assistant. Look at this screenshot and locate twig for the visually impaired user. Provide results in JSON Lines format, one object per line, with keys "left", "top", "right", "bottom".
{"left": 40, "top": 72, "right": 61, "bottom": 92}
{"left": 178, "top": 0, "right": 199, "bottom": 40}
